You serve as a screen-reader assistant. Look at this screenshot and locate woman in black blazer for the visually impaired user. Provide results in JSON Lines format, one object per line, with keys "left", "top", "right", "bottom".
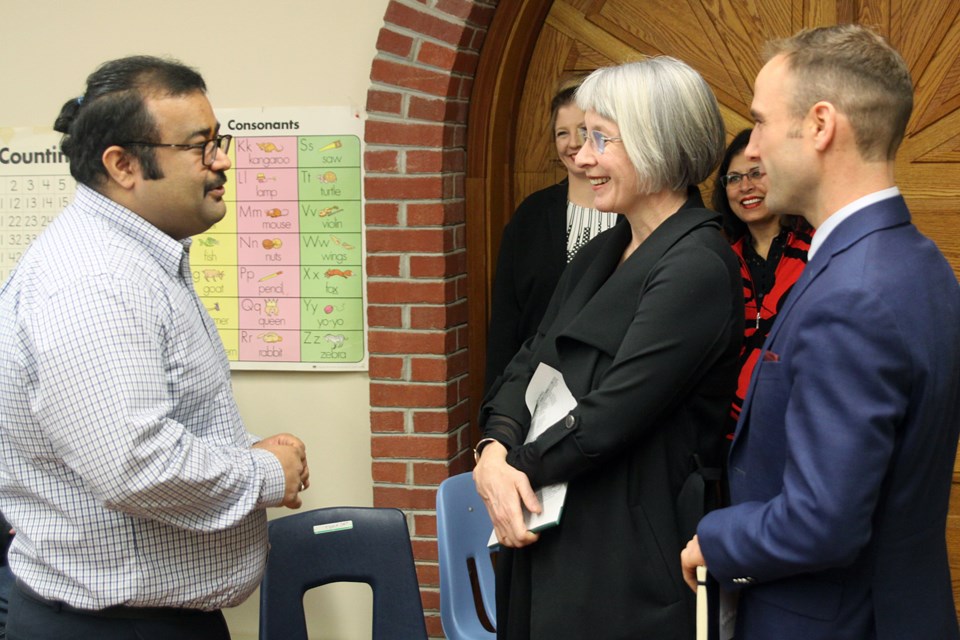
{"left": 474, "top": 57, "right": 743, "bottom": 639}
{"left": 484, "top": 84, "right": 617, "bottom": 393}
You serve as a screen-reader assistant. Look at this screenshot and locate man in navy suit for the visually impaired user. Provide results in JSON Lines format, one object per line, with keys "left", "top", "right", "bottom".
{"left": 681, "top": 24, "right": 960, "bottom": 639}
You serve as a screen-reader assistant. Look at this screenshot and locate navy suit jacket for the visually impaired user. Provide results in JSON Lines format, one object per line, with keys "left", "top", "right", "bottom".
{"left": 698, "top": 195, "right": 960, "bottom": 640}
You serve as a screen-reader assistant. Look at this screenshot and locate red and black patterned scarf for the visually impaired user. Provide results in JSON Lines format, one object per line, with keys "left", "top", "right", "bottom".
{"left": 727, "top": 226, "right": 813, "bottom": 433}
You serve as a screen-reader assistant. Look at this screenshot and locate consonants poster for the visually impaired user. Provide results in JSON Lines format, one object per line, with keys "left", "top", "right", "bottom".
{"left": 0, "top": 106, "right": 367, "bottom": 371}
{"left": 200, "top": 107, "right": 367, "bottom": 370}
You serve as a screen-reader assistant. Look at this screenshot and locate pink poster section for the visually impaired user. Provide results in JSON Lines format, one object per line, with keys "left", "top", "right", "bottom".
{"left": 193, "top": 133, "right": 363, "bottom": 367}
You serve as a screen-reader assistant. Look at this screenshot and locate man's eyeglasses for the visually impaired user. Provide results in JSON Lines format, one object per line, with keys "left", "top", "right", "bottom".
{"left": 121, "top": 134, "right": 233, "bottom": 167}
{"left": 721, "top": 167, "right": 765, "bottom": 188}
{"left": 578, "top": 128, "right": 622, "bottom": 155}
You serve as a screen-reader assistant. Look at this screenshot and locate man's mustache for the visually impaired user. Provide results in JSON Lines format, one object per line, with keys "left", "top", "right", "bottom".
{"left": 205, "top": 173, "right": 227, "bottom": 193}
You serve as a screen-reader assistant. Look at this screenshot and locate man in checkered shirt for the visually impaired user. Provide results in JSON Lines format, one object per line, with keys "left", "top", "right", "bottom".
{"left": 0, "top": 56, "right": 310, "bottom": 640}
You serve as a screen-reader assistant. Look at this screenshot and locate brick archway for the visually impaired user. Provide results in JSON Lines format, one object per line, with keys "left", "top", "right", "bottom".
{"left": 363, "top": 1, "right": 496, "bottom": 635}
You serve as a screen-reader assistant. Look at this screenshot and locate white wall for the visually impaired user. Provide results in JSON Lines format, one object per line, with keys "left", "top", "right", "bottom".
{"left": 1, "top": 1, "right": 390, "bottom": 637}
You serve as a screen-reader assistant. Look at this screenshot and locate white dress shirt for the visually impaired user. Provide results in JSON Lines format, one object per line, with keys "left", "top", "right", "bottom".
{"left": 0, "top": 184, "right": 285, "bottom": 610}
{"left": 808, "top": 187, "right": 901, "bottom": 260}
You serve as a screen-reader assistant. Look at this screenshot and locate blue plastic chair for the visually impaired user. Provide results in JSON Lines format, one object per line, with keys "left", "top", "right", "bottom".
{"left": 436, "top": 472, "right": 497, "bottom": 639}
{"left": 259, "top": 506, "right": 428, "bottom": 640}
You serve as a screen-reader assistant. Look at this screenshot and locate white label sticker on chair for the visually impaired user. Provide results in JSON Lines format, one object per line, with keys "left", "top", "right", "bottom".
{"left": 313, "top": 520, "right": 354, "bottom": 535}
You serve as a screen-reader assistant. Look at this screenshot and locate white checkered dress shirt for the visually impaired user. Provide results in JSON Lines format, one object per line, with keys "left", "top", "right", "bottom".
{"left": 0, "top": 184, "right": 285, "bottom": 610}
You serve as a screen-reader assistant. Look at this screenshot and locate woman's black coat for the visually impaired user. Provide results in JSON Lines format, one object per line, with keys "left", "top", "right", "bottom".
{"left": 484, "top": 183, "right": 568, "bottom": 393}
{"left": 480, "top": 191, "right": 743, "bottom": 639}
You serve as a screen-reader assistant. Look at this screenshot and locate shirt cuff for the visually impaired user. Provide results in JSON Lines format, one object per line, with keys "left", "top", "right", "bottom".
{"left": 250, "top": 448, "right": 287, "bottom": 507}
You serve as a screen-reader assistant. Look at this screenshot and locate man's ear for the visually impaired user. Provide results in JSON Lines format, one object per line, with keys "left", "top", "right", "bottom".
{"left": 810, "top": 101, "right": 837, "bottom": 152}
{"left": 101, "top": 145, "right": 139, "bottom": 190}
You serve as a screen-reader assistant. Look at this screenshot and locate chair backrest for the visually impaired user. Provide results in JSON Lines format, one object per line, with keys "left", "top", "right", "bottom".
{"left": 436, "top": 472, "right": 497, "bottom": 639}
{"left": 259, "top": 506, "right": 428, "bottom": 640}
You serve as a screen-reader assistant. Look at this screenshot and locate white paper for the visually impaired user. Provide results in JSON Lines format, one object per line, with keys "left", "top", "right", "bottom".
{"left": 488, "top": 363, "right": 575, "bottom": 547}
{"left": 719, "top": 584, "right": 738, "bottom": 640}
{"left": 523, "top": 363, "right": 577, "bottom": 442}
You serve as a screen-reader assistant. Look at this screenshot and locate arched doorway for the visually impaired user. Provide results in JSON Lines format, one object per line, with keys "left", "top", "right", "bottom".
{"left": 465, "top": 0, "right": 960, "bottom": 617}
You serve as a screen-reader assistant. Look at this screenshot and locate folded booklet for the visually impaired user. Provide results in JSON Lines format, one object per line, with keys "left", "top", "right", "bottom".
{"left": 488, "top": 363, "right": 575, "bottom": 548}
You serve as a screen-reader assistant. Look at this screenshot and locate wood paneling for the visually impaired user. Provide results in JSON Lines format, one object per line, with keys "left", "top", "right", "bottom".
{"left": 467, "top": 0, "right": 960, "bottom": 617}
{"left": 465, "top": 0, "right": 554, "bottom": 444}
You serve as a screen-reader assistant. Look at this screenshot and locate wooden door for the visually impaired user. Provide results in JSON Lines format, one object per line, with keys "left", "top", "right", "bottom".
{"left": 466, "top": 0, "right": 960, "bottom": 613}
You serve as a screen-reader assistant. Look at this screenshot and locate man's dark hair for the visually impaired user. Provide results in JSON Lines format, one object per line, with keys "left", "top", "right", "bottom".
{"left": 53, "top": 55, "right": 207, "bottom": 187}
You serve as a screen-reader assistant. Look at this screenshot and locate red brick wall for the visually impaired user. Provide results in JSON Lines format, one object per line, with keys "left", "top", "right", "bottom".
{"left": 364, "top": 1, "right": 496, "bottom": 636}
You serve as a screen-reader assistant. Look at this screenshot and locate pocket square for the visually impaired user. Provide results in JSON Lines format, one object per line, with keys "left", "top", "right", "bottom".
{"left": 762, "top": 350, "right": 780, "bottom": 362}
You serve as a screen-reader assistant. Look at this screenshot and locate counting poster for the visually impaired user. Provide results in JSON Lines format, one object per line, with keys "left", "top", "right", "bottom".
{"left": 0, "top": 106, "right": 368, "bottom": 371}
{"left": 0, "top": 129, "right": 71, "bottom": 282}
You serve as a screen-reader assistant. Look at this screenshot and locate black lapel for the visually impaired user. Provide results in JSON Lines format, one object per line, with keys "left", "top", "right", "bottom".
{"left": 555, "top": 206, "right": 721, "bottom": 358}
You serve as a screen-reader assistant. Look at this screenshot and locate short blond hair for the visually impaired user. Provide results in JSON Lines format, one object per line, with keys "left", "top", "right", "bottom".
{"left": 767, "top": 24, "right": 913, "bottom": 161}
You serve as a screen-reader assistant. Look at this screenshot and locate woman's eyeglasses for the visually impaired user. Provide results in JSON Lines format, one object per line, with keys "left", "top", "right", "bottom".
{"left": 577, "top": 128, "right": 622, "bottom": 155}
{"left": 721, "top": 167, "right": 765, "bottom": 188}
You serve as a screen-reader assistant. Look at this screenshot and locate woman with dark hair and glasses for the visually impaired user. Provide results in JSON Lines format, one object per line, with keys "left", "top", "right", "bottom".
{"left": 484, "top": 80, "right": 618, "bottom": 394}
{"left": 711, "top": 128, "right": 813, "bottom": 432}
{"left": 474, "top": 57, "right": 741, "bottom": 639}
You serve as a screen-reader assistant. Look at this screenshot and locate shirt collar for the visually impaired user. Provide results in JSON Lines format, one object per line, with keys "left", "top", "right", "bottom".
{"left": 742, "top": 226, "right": 791, "bottom": 263}
{"left": 808, "top": 186, "right": 900, "bottom": 260}
{"left": 73, "top": 184, "right": 191, "bottom": 278}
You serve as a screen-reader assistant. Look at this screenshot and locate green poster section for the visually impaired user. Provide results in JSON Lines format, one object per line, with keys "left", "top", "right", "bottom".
{"left": 192, "top": 108, "right": 368, "bottom": 371}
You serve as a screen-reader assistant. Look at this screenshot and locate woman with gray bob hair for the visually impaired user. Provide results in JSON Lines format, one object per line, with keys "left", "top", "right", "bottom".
{"left": 474, "top": 56, "right": 742, "bottom": 639}
{"left": 576, "top": 56, "right": 725, "bottom": 193}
